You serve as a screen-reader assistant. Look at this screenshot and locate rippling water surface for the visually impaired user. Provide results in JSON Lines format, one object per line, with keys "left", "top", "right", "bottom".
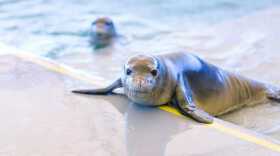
{"left": 1, "top": 0, "right": 280, "bottom": 140}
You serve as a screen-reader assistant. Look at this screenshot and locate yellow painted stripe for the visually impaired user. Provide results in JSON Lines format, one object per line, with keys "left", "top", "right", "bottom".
{"left": 10, "top": 52, "right": 280, "bottom": 153}
{"left": 211, "top": 123, "right": 280, "bottom": 152}
{"left": 15, "top": 52, "right": 107, "bottom": 87}
{"left": 159, "top": 105, "right": 280, "bottom": 152}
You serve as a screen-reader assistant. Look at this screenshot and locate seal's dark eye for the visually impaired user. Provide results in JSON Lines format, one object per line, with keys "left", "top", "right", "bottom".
{"left": 126, "top": 69, "right": 132, "bottom": 75}
{"left": 151, "top": 69, "right": 158, "bottom": 76}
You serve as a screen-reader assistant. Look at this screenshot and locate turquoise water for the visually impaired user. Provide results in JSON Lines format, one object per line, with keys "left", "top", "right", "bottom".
{"left": 0, "top": 0, "right": 280, "bottom": 58}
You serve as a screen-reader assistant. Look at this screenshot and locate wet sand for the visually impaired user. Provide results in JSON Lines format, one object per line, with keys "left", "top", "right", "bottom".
{"left": 1, "top": 54, "right": 279, "bottom": 155}
{"left": 0, "top": 55, "right": 127, "bottom": 156}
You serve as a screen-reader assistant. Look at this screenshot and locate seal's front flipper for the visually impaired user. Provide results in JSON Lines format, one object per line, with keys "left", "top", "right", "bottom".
{"left": 72, "top": 78, "right": 122, "bottom": 95}
{"left": 175, "top": 74, "right": 213, "bottom": 124}
{"left": 180, "top": 107, "right": 214, "bottom": 124}
{"left": 72, "top": 88, "right": 112, "bottom": 95}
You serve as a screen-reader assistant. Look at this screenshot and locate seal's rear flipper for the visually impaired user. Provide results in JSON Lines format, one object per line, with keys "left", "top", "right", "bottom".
{"left": 267, "top": 92, "right": 280, "bottom": 102}
{"left": 266, "top": 85, "right": 280, "bottom": 102}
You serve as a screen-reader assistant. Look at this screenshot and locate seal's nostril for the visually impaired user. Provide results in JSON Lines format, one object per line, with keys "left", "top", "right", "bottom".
{"left": 151, "top": 69, "right": 158, "bottom": 76}
{"left": 126, "top": 69, "right": 132, "bottom": 75}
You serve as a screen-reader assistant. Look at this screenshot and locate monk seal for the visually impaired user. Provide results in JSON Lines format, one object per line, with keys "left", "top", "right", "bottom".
{"left": 72, "top": 52, "right": 280, "bottom": 124}
{"left": 90, "top": 17, "right": 117, "bottom": 49}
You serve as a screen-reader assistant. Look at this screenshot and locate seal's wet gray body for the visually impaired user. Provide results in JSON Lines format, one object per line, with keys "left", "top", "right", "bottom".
{"left": 135, "top": 52, "right": 267, "bottom": 116}
{"left": 164, "top": 53, "right": 267, "bottom": 116}
{"left": 72, "top": 52, "right": 280, "bottom": 123}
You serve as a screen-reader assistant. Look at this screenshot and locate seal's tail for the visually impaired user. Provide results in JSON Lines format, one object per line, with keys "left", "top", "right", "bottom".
{"left": 266, "top": 85, "right": 280, "bottom": 102}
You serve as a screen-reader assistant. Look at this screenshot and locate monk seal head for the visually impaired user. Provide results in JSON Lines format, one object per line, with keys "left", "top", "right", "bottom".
{"left": 122, "top": 55, "right": 163, "bottom": 105}
{"left": 90, "top": 17, "right": 117, "bottom": 49}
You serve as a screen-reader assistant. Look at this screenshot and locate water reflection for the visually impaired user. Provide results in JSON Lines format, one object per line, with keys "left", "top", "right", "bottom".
{"left": 93, "top": 95, "right": 189, "bottom": 156}
{"left": 125, "top": 103, "right": 187, "bottom": 156}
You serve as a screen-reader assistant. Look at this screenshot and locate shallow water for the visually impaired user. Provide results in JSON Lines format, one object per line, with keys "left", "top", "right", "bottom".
{"left": 1, "top": 0, "right": 280, "bottom": 71}
{"left": 1, "top": 0, "right": 280, "bottom": 141}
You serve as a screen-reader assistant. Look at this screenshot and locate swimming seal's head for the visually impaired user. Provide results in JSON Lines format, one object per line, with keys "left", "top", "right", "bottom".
{"left": 122, "top": 55, "right": 163, "bottom": 105}
{"left": 90, "top": 17, "right": 117, "bottom": 49}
